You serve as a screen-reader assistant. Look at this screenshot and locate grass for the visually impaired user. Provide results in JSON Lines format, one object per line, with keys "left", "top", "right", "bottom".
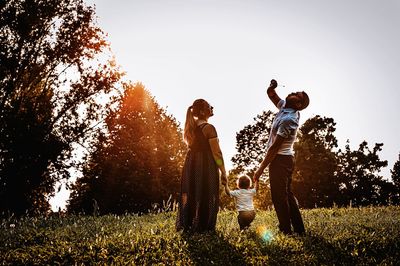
{"left": 1, "top": 206, "right": 399, "bottom": 265}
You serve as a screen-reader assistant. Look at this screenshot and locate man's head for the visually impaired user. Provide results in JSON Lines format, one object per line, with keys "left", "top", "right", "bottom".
{"left": 285, "top": 91, "right": 309, "bottom": 111}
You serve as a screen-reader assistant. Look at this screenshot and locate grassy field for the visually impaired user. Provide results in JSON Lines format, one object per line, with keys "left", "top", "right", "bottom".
{"left": 1, "top": 206, "right": 399, "bottom": 265}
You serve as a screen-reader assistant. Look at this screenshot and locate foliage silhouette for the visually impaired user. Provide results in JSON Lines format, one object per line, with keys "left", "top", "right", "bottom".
{"left": 292, "top": 115, "right": 339, "bottom": 208}
{"left": 336, "top": 141, "right": 391, "bottom": 206}
{"left": 231, "top": 110, "right": 274, "bottom": 176}
{"left": 231, "top": 110, "right": 395, "bottom": 209}
{"left": 230, "top": 110, "right": 274, "bottom": 209}
{"left": 0, "top": 0, "right": 122, "bottom": 215}
{"left": 67, "top": 83, "right": 186, "bottom": 214}
{"left": 390, "top": 153, "right": 400, "bottom": 204}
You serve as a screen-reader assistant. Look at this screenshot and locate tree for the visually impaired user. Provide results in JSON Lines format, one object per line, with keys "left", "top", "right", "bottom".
{"left": 390, "top": 153, "right": 400, "bottom": 204}
{"left": 336, "top": 141, "right": 389, "bottom": 206}
{"left": 231, "top": 108, "right": 394, "bottom": 209}
{"left": 67, "top": 83, "right": 186, "bottom": 214}
{"left": 231, "top": 111, "right": 275, "bottom": 175}
{"left": 0, "top": 0, "right": 122, "bottom": 215}
{"left": 292, "top": 116, "right": 339, "bottom": 208}
{"left": 391, "top": 153, "right": 400, "bottom": 189}
{"left": 230, "top": 111, "right": 275, "bottom": 209}
{"left": 231, "top": 113, "right": 342, "bottom": 209}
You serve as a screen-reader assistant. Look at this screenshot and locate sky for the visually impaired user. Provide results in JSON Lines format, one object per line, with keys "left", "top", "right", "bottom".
{"left": 50, "top": 0, "right": 400, "bottom": 210}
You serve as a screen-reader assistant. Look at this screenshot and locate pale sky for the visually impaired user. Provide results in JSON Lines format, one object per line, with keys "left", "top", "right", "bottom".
{"left": 51, "top": 0, "right": 400, "bottom": 210}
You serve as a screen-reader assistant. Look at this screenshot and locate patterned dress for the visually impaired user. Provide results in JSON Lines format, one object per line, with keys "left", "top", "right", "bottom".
{"left": 176, "top": 123, "right": 220, "bottom": 233}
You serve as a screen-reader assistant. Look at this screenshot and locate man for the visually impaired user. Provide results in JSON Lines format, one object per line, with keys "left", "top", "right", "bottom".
{"left": 253, "top": 79, "right": 309, "bottom": 235}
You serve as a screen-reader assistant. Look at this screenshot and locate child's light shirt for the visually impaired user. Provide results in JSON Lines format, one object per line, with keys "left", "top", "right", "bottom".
{"left": 229, "top": 188, "right": 256, "bottom": 211}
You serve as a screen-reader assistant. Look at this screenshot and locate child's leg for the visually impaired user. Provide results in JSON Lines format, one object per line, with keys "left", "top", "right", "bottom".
{"left": 238, "top": 211, "right": 256, "bottom": 230}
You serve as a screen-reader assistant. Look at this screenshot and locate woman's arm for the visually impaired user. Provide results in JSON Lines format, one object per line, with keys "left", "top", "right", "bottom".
{"left": 208, "top": 137, "right": 227, "bottom": 184}
{"left": 224, "top": 184, "right": 231, "bottom": 196}
{"left": 202, "top": 124, "right": 227, "bottom": 185}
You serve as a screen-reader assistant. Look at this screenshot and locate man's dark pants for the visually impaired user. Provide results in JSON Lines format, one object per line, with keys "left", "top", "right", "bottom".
{"left": 269, "top": 154, "right": 305, "bottom": 234}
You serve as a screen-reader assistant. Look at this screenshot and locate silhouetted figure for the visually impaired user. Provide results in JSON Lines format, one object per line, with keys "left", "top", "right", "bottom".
{"left": 176, "top": 99, "right": 227, "bottom": 233}
{"left": 254, "top": 79, "right": 309, "bottom": 235}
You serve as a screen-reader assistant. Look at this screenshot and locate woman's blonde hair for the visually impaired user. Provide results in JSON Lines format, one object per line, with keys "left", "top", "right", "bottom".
{"left": 184, "top": 99, "right": 208, "bottom": 146}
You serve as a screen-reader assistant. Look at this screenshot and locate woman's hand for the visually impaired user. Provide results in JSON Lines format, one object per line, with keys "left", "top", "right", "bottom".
{"left": 224, "top": 184, "right": 230, "bottom": 196}
{"left": 221, "top": 171, "right": 228, "bottom": 186}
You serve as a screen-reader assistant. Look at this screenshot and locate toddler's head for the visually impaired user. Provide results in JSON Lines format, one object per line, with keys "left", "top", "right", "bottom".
{"left": 237, "top": 175, "right": 252, "bottom": 189}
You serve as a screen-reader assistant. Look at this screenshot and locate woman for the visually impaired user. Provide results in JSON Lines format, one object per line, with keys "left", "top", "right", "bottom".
{"left": 176, "top": 99, "right": 227, "bottom": 233}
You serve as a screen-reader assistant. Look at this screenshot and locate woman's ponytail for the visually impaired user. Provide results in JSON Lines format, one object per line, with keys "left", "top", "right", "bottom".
{"left": 184, "top": 106, "right": 196, "bottom": 146}
{"left": 184, "top": 99, "right": 207, "bottom": 146}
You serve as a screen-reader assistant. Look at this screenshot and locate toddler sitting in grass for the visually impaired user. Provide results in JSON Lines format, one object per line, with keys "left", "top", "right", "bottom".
{"left": 225, "top": 175, "right": 258, "bottom": 230}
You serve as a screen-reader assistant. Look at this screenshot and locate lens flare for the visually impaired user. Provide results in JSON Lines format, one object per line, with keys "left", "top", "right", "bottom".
{"left": 256, "top": 225, "right": 274, "bottom": 243}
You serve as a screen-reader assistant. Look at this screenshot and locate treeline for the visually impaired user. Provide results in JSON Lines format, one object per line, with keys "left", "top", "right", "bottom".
{"left": 1, "top": 0, "right": 399, "bottom": 216}
{"left": 228, "top": 112, "right": 400, "bottom": 209}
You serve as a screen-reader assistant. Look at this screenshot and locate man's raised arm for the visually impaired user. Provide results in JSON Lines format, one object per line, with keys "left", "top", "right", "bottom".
{"left": 267, "top": 79, "right": 282, "bottom": 108}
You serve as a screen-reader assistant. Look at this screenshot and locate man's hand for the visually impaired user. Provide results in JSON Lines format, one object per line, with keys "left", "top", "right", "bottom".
{"left": 267, "top": 79, "right": 281, "bottom": 108}
{"left": 253, "top": 168, "right": 263, "bottom": 183}
{"left": 254, "top": 180, "right": 259, "bottom": 193}
{"left": 269, "top": 79, "right": 278, "bottom": 89}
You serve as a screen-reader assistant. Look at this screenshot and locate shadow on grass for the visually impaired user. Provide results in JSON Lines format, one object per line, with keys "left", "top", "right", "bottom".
{"left": 182, "top": 231, "right": 248, "bottom": 266}
{"left": 250, "top": 230, "right": 357, "bottom": 265}
{"left": 299, "top": 233, "right": 357, "bottom": 265}
{"left": 300, "top": 232, "right": 400, "bottom": 265}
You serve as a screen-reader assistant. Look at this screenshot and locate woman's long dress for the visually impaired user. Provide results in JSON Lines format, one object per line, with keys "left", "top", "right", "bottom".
{"left": 176, "top": 123, "right": 220, "bottom": 233}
